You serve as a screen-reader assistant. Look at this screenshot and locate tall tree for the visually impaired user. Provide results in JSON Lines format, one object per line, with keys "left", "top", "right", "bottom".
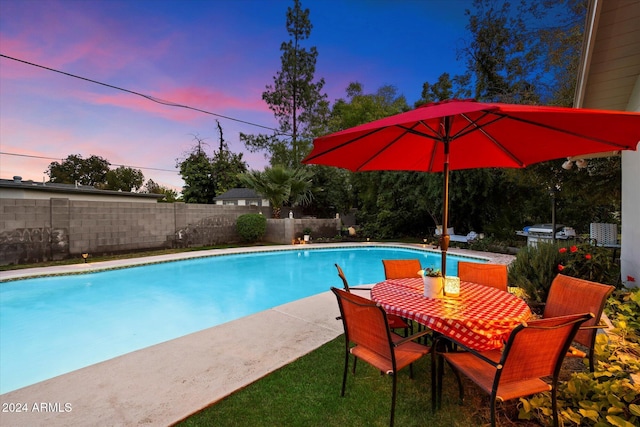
{"left": 104, "top": 166, "right": 144, "bottom": 192}
{"left": 142, "top": 179, "right": 178, "bottom": 203}
{"left": 328, "top": 83, "right": 408, "bottom": 132}
{"left": 414, "top": 73, "right": 470, "bottom": 108}
{"left": 240, "top": 0, "right": 329, "bottom": 168}
{"left": 211, "top": 120, "right": 248, "bottom": 194}
{"left": 535, "top": 0, "right": 588, "bottom": 106}
{"left": 177, "top": 135, "right": 216, "bottom": 204}
{"left": 46, "top": 154, "right": 110, "bottom": 186}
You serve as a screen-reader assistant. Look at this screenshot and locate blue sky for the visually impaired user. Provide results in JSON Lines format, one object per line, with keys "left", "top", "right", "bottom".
{"left": 0, "top": 0, "right": 472, "bottom": 190}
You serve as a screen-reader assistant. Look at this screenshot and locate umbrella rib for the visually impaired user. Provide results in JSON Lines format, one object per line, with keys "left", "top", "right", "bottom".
{"left": 453, "top": 112, "right": 505, "bottom": 139}
{"left": 302, "top": 128, "right": 385, "bottom": 165}
{"left": 492, "top": 113, "right": 635, "bottom": 149}
{"left": 398, "top": 120, "right": 443, "bottom": 171}
{"left": 456, "top": 113, "right": 527, "bottom": 167}
{"left": 357, "top": 123, "right": 423, "bottom": 171}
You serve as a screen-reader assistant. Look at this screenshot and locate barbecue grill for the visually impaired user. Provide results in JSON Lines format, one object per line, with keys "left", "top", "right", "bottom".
{"left": 516, "top": 223, "right": 576, "bottom": 246}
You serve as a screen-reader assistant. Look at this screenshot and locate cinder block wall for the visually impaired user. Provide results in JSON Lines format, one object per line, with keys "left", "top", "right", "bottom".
{"left": 0, "top": 199, "right": 54, "bottom": 265}
{"left": 66, "top": 200, "right": 178, "bottom": 255}
{"left": 264, "top": 218, "right": 341, "bottom": 244}
{"left": 0, "top": 198, "right": 340, "bottom": 266}
{"left": 0, "top": 199, "right": 261, "bottom": 265}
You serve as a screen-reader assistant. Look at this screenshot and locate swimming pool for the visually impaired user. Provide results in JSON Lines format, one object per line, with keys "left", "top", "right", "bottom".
{"left": 0, "top": 245, "right": 482, "bottom": 393}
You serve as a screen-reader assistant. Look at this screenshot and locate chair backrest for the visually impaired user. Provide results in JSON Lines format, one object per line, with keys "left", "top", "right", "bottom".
{"left": 382, "top": 259, "right": 422, "bottom": 279}
{"left": 331, "top": 287, "right": 394, "bottom": 360}
{"left": 335, "top": 263, "right": 351, "bottom": 291}
{"left": 543, "top": 274, "right": 614, "bottom": 348}
{"left": 498, "top": 313, "right": 593, "bottom": 384}
{"left": 457, "top": 262, "right": 508, "bottom": 292}
{"left": 590, "top": 223, "right": 618, "bottom": 245}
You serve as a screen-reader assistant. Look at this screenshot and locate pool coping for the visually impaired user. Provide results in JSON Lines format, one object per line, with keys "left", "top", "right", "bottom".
{"left": 0, "top": 243, "right": 513, "bottom": 426}
{"left": 0, "top": 242, "right": 496, "bottom": 282}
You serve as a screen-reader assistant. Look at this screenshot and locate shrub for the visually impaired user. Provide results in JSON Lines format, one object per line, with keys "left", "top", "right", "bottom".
{"left": 236, "top": 214, "right": 267, "bottom": 243}
{"left": 509, "top": 241, "right": 621, "bottom": 303}
{"left": 508, "top": 242, "right": 564, "bottom": 303}
{"left": 556, "top": 242, "right": 619, "bottom": 286}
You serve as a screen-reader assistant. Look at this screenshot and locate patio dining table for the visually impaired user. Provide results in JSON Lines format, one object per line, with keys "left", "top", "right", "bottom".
{"left": 371, "top": 278, "right": 532, "bottom": 351}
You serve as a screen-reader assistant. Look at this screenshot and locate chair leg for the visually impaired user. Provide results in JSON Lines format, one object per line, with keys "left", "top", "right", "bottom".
{"left": 437, "top": 353, "right": 444, "bottom": 410}
{"left": 552, "top": 385, "right": 559, "bottom": 427}
{"left": 588, "top": 350, "right": 595, "bottom": 373}
{"left": 390, "top": 373, "right": 397, "bottom": 427}
{"left": 352, "top": 356, "right": 358, "bottom": 374}
{"left": 451, "top": 364, "right": 464, "bottom": 405}
{"left": 341, "top": 350, "right": 349, "bottom": 397}
{"left": 490, "top": 395, "right": 497, "bottom": 427}
{"left": 431, "top": 350, "right": 438, "bottom": 412}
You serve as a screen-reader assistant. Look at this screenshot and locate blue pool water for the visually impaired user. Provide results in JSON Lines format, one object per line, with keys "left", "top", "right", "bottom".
{"left": 0, "top": 246, "right": 479, "bottom": 393}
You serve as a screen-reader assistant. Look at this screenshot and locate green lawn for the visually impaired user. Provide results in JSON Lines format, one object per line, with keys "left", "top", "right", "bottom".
{"left": 176, "top": 335, "right": 538, "bottom": 427}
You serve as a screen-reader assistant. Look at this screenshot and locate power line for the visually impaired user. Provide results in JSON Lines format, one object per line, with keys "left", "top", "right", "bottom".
{"left": 0, "top": 53, "right": 286, "bottom": 135}
{"left": 0, "top": 151, "right": 177, "bottom": 174}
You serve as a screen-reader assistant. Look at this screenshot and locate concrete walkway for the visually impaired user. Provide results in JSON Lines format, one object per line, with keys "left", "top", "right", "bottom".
{"left": 0, "top": 243, "right": 513, "bottom": 426}
{"left": 0, "top": 292, "right": 343, "bottom": 427}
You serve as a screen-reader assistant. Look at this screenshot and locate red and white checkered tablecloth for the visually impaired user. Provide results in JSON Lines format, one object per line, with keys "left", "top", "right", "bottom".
{"left": 371, "top": 278, "right": 532, "bottom": 351}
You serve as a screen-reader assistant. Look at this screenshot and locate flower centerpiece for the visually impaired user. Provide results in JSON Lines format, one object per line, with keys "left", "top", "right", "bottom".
{"left": 419, "top": 267, "right": 444, "bottom": 298}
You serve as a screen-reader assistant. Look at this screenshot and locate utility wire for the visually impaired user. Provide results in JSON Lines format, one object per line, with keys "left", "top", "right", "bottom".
{"left": 0, "top": 53, "right": 285, "bottom": 134}
{"left": 0, "top": 151, "right": 177, "bottom": 173}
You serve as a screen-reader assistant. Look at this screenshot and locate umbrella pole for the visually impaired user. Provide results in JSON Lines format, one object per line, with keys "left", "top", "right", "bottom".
{"left": 441, "top": 124, "right": 451, "bottom": 278}
{"left": 441, "top": 163, "right": 450, "bottom": 277}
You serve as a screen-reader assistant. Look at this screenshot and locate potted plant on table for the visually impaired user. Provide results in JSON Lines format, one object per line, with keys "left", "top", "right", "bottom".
{"left": 419, "top": 267, "right": 443, "bottom": 299}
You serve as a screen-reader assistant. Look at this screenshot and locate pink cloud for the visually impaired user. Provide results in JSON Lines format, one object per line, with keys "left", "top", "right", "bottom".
{"left": 79, "top": 85, "right": 271, "bottom": 124}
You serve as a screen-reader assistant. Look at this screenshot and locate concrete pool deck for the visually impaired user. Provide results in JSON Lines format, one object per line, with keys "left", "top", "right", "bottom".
{"left": 0, "top": 243, "right": 513, "bottom": 426}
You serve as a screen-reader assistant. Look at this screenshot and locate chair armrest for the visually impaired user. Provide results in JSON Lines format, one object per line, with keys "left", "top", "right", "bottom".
{"left": 433, "top": 336, "right": 500, "bottom": 368}
{"left": 393, "top": 329, "right": 432, "bottom": 347}
{"left": 579, "top": 322, "right": 608, "bottom": 330}
{"left": 349, "top": 286, "right": 373, "bottom": 291}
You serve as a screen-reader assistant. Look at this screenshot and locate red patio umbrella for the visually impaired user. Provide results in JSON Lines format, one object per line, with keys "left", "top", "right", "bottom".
{"left": 302, "top": 99, "right": 640, "bottom": 276}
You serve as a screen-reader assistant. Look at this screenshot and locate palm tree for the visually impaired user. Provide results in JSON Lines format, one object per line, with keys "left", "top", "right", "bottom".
{"left": 238, "top": 166, "right": 314, "bottom": 218}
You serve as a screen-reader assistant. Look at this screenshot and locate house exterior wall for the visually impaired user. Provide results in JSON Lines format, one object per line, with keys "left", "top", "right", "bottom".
{"left": 621, "top": 75, "right": 640, "bottom": 287}
{"left": 0, "top": 186, "right": 161, "bottom": 203}
{"left": 576, "top": 0, "right": 640, "bottom": 288}
{"left": 214, "top": 198, "right": 269, "bottom": 206}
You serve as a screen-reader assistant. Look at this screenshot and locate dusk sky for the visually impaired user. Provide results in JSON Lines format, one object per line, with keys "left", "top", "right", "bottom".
{"left": 1, "top": 0, "right": 471, "bottom": 191}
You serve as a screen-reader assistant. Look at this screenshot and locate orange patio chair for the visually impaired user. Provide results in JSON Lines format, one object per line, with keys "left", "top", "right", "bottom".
{"left": 435, "top": 312, "right": 593, "bottom": 427}
{"left": 457, "top": 261, "right": 508, "bottom": 292}
{"left": 382, "top": 259, "right": 422, "bottom": 279}
{"left": 331, "top": 287, "right": 431, "bottom": 427}
{"left": 335, "top": 264, "right": 411, "bottom": 336}
{"left": 543, "top": 274, "right": 615, "bottom": 372}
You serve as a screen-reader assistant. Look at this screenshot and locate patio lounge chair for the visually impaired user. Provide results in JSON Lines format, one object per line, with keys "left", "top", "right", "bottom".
{"left": 435, "top": 226, "right": 478, "bottom": 243}
{"left": 331, "top": 287, "right": 431, "bottom": 427}
{"left": 543, "top": 274, "right": 614, "bottom": 372}
{"left": 589, "top": 222, "right": 620, "bottom": 248}
{"left": 435, "top": 312, "right": 593, "bottom": 427}
{"left": 457, "top": 262, "right": 508, "bottom": 292}
{"left": 335, "top": 264, "right": 411, "bottom": 336}
{"left": 590, "top": 223, "right": 621, "bottom": 261}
